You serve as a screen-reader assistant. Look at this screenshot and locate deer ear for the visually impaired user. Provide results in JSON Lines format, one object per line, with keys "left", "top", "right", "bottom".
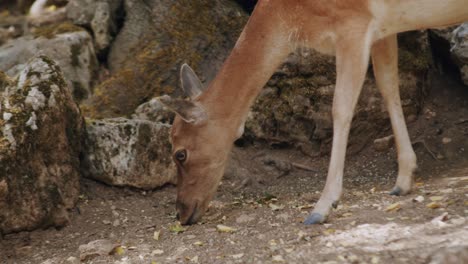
{"left": 180, "top": 64, "right": 205, "bottom": 99}
{"left": 157, "top": 95, "right": 207, "bottom": 124}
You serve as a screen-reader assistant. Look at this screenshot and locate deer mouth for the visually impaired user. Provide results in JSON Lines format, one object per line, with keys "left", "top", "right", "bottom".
{"left": 177, "top": 201, "right": 199, "bottom": 225}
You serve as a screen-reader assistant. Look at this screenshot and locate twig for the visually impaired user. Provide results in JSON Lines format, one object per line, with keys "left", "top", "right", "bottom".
{"left": 455, "top": 118, "right": 468, "bottom": 125}
{"left": 291, "top": 162, "right": 318, "bottom": 172}
{"left": 412, "top": 139, "right": 438, "bottom": 160}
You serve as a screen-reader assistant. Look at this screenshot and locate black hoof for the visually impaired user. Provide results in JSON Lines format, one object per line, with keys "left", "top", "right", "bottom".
{"left": 389, "top": 186, "right": 402, "bottom": 196}
{"left": 304, "top": 213, "right": 325, "bottom": 225}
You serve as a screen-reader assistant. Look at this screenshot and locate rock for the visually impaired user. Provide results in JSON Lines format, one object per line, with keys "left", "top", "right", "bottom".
{"left": 66, "top": 256, "right": 79, "bottom": 264}
{"left": 431, "top": 23, "right": 468, "bottom": 86}
{"left": 131, "top": 98, "right": 174, "bottom": 124}
{"left": 0, "top": 23, "right": 98, "bottom": 101}
{"left": 374, "top": 135, "right": 395, "bottom": 152}
{"left": 85, "top": 0, "right": 248, "bottom": 118}
{"left": 0, "top": 56, "right": 84, "bottom": 234}
{"left": 66, "top": 0, "right": 123, "bottom": 52}
{"left": 78, "top": 239, "right": 119, "bottom": 261}
{"left": 428, "top": 246, "right": 468, "bottom": 264}
{"left": 245, "top": 31, "right": 430, "bottom": 155}
{"left": 81, "top": 118, "right": 175, "bottom": 189}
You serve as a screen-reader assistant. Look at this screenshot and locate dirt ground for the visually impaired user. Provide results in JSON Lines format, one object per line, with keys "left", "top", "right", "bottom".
{"left": 1, "top": 73, "right": 467, "bottom": 264}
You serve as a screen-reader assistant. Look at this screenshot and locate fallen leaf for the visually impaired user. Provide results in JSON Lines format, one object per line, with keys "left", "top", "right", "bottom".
{"left": 385, "top": 202, "right": 401, "bottom": 212}
{"left": 216, "top": 224, "right": 237, "bottom": 233}
{"left": 297, "top": 204, "right": 313, "bottom": 210}
{"left": 426, "top": 202, "right": 442, "bottom": 209}
{"left": 342, "top": 212, "right": 353, "bottom": 217}
{"left": 430, "top": 196, "right": 444, "bottom": 202}
{"left": 114, "top": 246, "right": 125, "bottom": 256}
{"left": 169, "top": 222, "right": 186, "bottom": 233}
{"left": 193, "top": 241, "right": 204, "bottom": 246}
{"left": 153, "top": 231, "right": 160, "bottom": 241}
{"left": 322, "top": 229, "right": 336, "bottom": 235}
{"left": 269, "top": 203, "right": 285, "bottom": 211}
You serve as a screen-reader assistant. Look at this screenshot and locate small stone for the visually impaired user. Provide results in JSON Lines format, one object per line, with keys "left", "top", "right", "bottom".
{"left": 413, "top": 196, "right": 425, "bottom": 203}
{"left": 66, "top": 256, "right": 79, "bottom": 264}
{"left": 151, "top": 249, "right": 164, "bottom": 256}
{"left": 112, "top": 219, "right": 120, "bottom": 227}
{"left": 442, "top": 137, "right": 452, "bottom": 144}
{"left": 374, "top": 135, "right": 394, "bottom": 152}
{"left": 272, "top": 255, "right": 285, "bottom": 262}
{"left": 102, "top": 220, "right": 111, "bottom": 225}
{"left": 78, "top": 239, "right": 118, "bottom": 261}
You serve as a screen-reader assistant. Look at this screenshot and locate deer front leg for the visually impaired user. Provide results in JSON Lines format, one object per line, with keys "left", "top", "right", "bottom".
{"left": 371, "top": 35, "right": 417, "bottom": 195}
{"left": 305, "top": 29, "right": 373, "bottom": 225}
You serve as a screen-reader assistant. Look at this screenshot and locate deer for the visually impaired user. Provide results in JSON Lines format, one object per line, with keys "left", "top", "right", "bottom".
{"left": 158, "top": 0, "right": 468, "bottom": 225}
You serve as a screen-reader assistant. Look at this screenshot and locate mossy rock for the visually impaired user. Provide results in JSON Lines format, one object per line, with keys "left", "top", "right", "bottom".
{"left": 0, "top": 56, "right": 84, "bottom": 234}
{"left": 84, "top": 0, "right": 248, "bottom": 118}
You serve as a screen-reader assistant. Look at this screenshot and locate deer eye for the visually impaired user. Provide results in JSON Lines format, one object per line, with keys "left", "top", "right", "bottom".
{"left": 175, "top": 149, "right": 187, "bottom": 162}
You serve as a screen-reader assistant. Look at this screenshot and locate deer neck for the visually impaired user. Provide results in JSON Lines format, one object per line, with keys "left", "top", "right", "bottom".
{"left": 198, "top": 14, "right": 291, "bottom": 135}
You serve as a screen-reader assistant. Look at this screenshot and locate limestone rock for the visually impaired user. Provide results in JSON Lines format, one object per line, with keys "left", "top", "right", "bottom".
{"left": 245, "top": 31, "right": 431, "bottom": 155}
{"left": 66, "top": 0, "right": 123, "bottom": 52}
{"left": 85, "top": 0, "right": 248, "bottom": 118}
{"left": 82, "top": 118, "right": 175, "bottom": 189}
{"left": 131, "top": 98, "right": 174, "bottom": 124}
{"left": 0, "top": 24, "right": 98, "bottom": 101}
{"left": 0, "top": 56, "right": 84, "bottom": 234}
{"left": 78, "top": 239, "right": 119, "bottom": 261}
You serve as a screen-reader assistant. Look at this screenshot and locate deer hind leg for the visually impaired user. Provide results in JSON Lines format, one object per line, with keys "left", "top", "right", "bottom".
{"left": 304, "top": 28, "right": 373, "bottom": 225}
{"left": 371, "top": 35, "right": 417, "bottom": 195}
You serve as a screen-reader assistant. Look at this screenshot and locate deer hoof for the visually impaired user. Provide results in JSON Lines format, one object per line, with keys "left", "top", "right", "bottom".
{"left": 304, "top": 213, "right": 326, "bottom": 225}
{"left": 389, "top": 186, "right": 402, "bottom": 196}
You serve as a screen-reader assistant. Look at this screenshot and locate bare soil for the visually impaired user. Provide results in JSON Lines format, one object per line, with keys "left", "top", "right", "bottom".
{"left": 1, "top": 74, "right": 467, "bottom": 264}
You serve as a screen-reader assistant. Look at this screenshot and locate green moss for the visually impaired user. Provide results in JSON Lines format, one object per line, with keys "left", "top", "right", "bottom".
{"left": 32, "top": 21, "right": 85, "bottom": 39}
{"left": 0, "top": 71, "right": 11, "bottom": 91}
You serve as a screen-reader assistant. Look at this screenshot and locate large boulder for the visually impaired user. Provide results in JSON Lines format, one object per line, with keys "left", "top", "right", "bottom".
{"left": 81, "top": 118, "right": 175, "bottom": 189}
{"left": 0, "top": 56, "right": 84, "bottom": 234}
{"left": 0, "top": 23, "right": 98, "bottom": 102}
{"left": 84, "top": 0, "right": 248, "bottom": 118}
{"left": 245, "top": 31, "right": 431, "bottom": 155}
{"left": 66, "top": 0, "right": 123, "bottom": 52}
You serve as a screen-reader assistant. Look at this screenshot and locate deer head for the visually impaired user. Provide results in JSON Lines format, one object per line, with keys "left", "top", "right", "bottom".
{"left": 158, "top": 64, "right": 238, "bottom": 225}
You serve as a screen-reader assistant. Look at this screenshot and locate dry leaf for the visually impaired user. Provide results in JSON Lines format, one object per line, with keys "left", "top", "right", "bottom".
{"left": 385, "top": 202, "right": 401, "bottom": 212}
{"left": 216, "top": 224, "right": 237, "bottom": 233}
{"left": 269, "top": 203, "right": 285, "bottom": 211}
{"left": 153, "top": 231, "right": 160, "bottom": 241}
{"left": 426, "top": 202, "right": 441, "bottom": 209}
{"left": 430, "top": 196, "right": 444, "bottom": 202}
{"left": 114, "top": 246, "right": 125, "bottom": 256}
{"left": 169, "top": 222, "right": 186, "bottom": 233}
